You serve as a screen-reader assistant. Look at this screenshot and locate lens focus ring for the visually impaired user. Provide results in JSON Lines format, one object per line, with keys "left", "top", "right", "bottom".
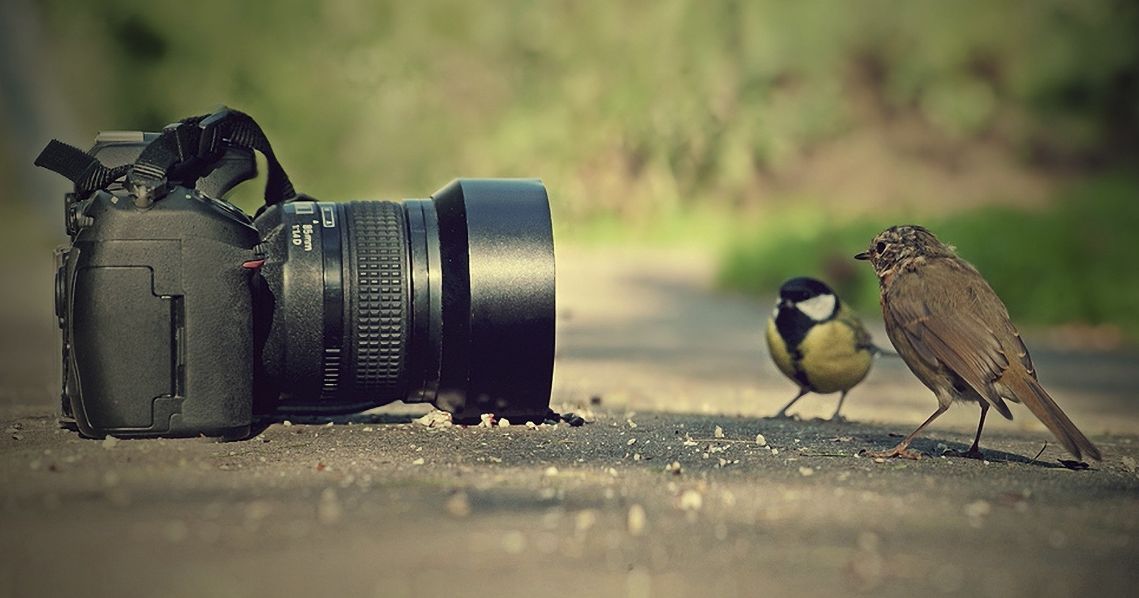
{"left": 347, "top": 201, "right": 408, "bottom": 396}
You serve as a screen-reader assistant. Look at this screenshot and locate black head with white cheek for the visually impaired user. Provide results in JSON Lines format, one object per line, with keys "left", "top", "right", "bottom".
{"left": 775, "top": 277, "right": 839, "bottom": 322}
{"left": 773, "top": 277, "right": 840, "bottom": 350}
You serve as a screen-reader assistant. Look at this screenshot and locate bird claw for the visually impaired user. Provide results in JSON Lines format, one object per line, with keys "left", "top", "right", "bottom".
{"left": 861, "top": 446, "right": 923, "bottom": 460}
{"left": 953, "top": 448, "right": 985, "bottom": 460}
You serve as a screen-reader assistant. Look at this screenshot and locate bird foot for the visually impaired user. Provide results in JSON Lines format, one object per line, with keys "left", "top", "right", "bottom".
{"left": 828, "top": 414, "right": 848, "bottom": 424}
{"left": 766, "top": 412, "right": 798, "bottom": 421}
{"left": 861, "top": 446, "right": 923, "bottom": 460}
{"left": 953, "top": 447, "right": 985, "bottom": 460}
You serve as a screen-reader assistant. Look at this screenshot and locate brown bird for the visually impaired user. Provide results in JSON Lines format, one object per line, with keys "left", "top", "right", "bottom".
{"left": 855, "top": 225, "right": 1101, "bottom": 462}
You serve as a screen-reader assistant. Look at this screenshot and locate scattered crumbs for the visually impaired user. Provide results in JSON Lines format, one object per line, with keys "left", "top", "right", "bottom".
{"left": 798, "top": 466, "right": 815, "bottom": 477}
{"left": 1121, "top": 456, "right": 1136, "bottom": 473}
{"left": 770, "top": 448, "right": 779, "bottom": 456}
{"left": 627, "top": 438, "right": 637, "bottom": 446}
{"left": 415, "top": 410, "right": 454, "bottom": 429}
{"left": 755, "top": 434, "right": 767, "bottom": 446}
{"left": 411, "top": 457, "right": 425, "bottom": 466}
{"left": 714, "top": 426, "right": 725, "bottom": 439}
{"left": 101, "top": 436, "right": 119, "bottom": 449}
{"left": 665, "top": 461, "right": 682, "bottom": 475}
{"left": 282, "top": 420, "right": 292, "bottom": 427}
{"left": 498, "top": 418, "right": 511, "bottom": 428}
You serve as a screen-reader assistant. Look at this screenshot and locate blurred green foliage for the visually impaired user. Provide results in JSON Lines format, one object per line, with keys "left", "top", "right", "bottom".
{"left": 37, "top": 0, "right": 1138, "bottom": 225}
{"left": 30, "top": 0, "right": 1139, "bottom": 335}
{"left": 718, "top": 175, "right": 1139, "bottom": 340}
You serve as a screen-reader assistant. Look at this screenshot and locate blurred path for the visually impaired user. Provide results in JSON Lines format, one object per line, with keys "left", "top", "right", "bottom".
{"left": 554, "top": 246, "right": 1139, "bottom": 437}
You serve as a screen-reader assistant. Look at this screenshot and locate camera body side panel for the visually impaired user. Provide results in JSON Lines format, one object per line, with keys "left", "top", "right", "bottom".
{"left": 62, "top": 188, "right": 260, "bottom": 438}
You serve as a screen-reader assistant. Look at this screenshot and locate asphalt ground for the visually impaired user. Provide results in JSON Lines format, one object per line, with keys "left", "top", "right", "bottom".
{"left": 2, "top": 246, "right": 1138, "bottom": 598}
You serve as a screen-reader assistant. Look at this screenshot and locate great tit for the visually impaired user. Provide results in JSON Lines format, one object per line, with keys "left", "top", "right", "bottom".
{"left": 765, "top": 277, "right": 883, "bottom": 421}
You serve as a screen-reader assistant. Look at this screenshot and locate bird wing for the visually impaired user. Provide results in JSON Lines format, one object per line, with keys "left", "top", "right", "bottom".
{"left": 836, "top": 307, "right": 875, "bottom": 353}
{"left": 884, "top": 261, "right": 1013, "bottom": 415}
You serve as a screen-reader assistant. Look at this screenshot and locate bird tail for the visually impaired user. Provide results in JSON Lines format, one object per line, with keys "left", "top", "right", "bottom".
{"left": 1005, "top": 375, "right": 1101, "bottom": 461}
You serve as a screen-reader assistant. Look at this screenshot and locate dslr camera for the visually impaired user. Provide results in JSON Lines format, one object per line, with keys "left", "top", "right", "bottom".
{"left": 37, "top": 108, "right": 556, "bottom": 438}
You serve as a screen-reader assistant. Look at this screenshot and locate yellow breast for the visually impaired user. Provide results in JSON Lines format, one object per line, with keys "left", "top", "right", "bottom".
{"left": 797, "top": 320, "right": 873, "bottom": 393}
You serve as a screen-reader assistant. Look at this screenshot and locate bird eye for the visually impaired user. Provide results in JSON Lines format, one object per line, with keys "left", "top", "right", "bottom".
{"left": 875, "top": 241, "right": 886, "bottom": 253}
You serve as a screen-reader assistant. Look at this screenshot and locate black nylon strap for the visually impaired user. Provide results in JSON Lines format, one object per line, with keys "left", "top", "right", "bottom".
{"left": 33, "top": 140, "right": 130, "bottom": 196}
{"left": 36, "top": 107, "right": 297, "bottom": 209}
{"left": 131, "top": 107, "right": 295, "bottom": 207}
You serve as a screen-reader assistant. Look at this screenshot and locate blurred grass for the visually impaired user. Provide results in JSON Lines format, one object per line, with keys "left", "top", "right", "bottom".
{"left": 27, "top": 0, "right": 1139, "bottom": 223}
{"left": 717, "top": 174, "right": 1139, "bottom": 340}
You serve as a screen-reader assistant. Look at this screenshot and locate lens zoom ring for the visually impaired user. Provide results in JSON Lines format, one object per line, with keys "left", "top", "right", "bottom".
{"left": 348, "top": 201, "right": 407, "bottom": 395}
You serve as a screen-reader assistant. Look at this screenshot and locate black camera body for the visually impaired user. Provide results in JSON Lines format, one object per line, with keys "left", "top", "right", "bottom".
{"left": 44, "top": 109, "right": 556, "bottom": 439}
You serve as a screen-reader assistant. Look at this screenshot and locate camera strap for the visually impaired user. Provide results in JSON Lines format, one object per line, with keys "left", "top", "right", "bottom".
{"left": 34, "top": 139, "right": 131, "bottom": 196}
{"left": 35, "top": 107, "right": 297, "bottom": 208}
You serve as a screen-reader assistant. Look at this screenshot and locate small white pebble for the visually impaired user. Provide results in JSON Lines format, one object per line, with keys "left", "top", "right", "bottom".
{"left": 498, "top": 418, "right": 511, "bottom": 428}
{"left": 501, "top": 530, "right": 526, "bottom": 554}
{"left": 101, "top": 436, "right": 119, "bottom": 449}
{"left": 362, "top": 427, "right": 374, "bottom": 432}
{"left": 627, "top": 438, "right": 637, "bottom": 446}
{"left": 679, "top": 489, "right": 703, "bottom": 511}
{"left": 633, "top": 453, "right": 642, "bottom": 461}
{"left": 282, "top": 420, "right": 292, "bottom": 427}
{"left": 770, "top": 448, "right": 779, "bottom": 456}
{"left": 525, "top": 421, "right": 538, "bottom": 429}
{"left": 798, "top": 466, "right": 815, "bottom": 477}
{"left": 964, "top": 500, "right": 991, "bottom": 518}
{"left": 544, "top": 466, "right": 559, "bottom": 477}
{"left": 714, "top": 426, "right": 725, "bottom": 439}
{"left": 411, "top": 457, "right": 425, "bottom": 465}
{"left": 445, "top": 492, "right": 471, "bottom": 517}
{"left": 755, "top": 434, "right": 767, "bottom": 446}
{"left": 1121, "top": 456, "right": 1137, "bottom": 473}
{"left": 627, "top": 504, "right": 647, "bottom": 536}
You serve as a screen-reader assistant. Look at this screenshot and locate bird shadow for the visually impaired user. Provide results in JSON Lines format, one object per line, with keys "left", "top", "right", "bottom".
{"left": 858, "top": 432, "right": 1069, "bottom": 469}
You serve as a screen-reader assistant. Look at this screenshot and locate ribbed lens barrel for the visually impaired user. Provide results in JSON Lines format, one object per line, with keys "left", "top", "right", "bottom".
{"left": 342, "top": 201, "right": 408, "bottom": 398}
{"left": 254, "top": 179, "right": 555, "bottom": 422}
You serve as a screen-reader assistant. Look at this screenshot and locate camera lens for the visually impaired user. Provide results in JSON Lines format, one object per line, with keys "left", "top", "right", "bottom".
{"left": 254, "top": 180, "right": 555, "bottom": 423}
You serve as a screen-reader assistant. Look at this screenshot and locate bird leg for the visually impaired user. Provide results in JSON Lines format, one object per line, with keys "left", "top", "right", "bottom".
{"left": 771, "top": 388, "right": 809, "bottom": 419}
{"left": 863, "top": 404, "right": 949, "bottom": 460}
{"left": 955, "top": 403, "right": 989, "bottom": 460}
{"left": 829, "top": 390, "right": 849, "bottom": 422}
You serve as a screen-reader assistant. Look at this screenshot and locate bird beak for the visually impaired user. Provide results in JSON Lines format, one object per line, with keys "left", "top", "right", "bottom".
{"left": 854, "top": 251, "right": 870, "bottom": 261}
